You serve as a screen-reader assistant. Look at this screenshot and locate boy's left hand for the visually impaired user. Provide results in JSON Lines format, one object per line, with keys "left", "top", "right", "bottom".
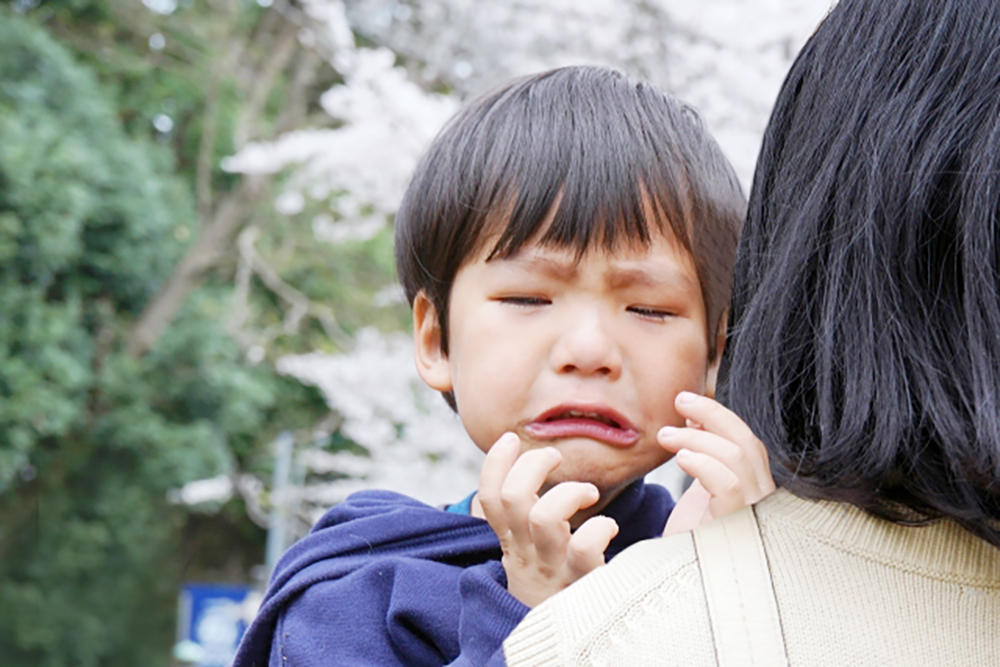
{"left": 475, "top": 433, "right": 620, "bottom": 609}
{"left": 659, "top": 392, "right": 775, "bottom": 536}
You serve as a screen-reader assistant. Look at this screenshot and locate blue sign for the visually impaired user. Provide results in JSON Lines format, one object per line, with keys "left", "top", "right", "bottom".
{"left": 176, "top": 583, "right": 255, "bottom": 667}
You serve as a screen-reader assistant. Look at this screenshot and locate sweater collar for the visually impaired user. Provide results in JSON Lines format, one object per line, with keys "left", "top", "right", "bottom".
{"left": 758, "top": 489, "right": 1000, "bottom": 585}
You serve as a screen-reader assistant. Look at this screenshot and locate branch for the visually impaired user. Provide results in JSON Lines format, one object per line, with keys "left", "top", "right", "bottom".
{"left": 235, "top": 17, "right": 302, "bottom": 148}
{"left": 196, "top": 76, "right": 221, "bottom": 220}
{"left": 234, "top": 226, "right": 351, "bottom": 347}
{"left": 225, "top": 234, "right": 256, "bottom": 349}
{"left": 126, "top": 174, "right": 268, "bottom": 358}
{"left": 274, "top": 49, "right": 323, "bottom": 136}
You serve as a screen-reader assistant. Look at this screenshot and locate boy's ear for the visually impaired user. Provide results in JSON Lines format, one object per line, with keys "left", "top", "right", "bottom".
{"left": 413, "top": 291, "right": 453, "bottom": 392}
{"left": 704, "top": 310, "right": 728, "bottom": 400}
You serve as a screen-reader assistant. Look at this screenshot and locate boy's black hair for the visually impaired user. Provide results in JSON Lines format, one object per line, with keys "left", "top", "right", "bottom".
{"left": 395, "top": 66, "right": 745, "bottom": 408}
{"left": 719, "top": 0, "right": 1000, "bottom": 546}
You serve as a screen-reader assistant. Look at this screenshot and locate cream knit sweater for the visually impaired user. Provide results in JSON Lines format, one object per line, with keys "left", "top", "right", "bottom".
{"left": 504, "top": 489, "right": 1000, "bottom": 666}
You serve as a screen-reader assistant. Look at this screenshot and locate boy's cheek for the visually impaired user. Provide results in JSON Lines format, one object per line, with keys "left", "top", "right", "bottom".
{"left": 457, "top": 402, "right": 525, "bottom": 456}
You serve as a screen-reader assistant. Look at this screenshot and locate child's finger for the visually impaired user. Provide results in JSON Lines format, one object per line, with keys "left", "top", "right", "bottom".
{"left": 566, "top": 516, "right": 618, "bottom": 579}
{"left": 673, "top": 448, "right": 748, "bottom": 518}
{"left": 657, "top": 427, "right": 769, "bottom": 496}
{"left": 477, "top": 432, "right": 522, "bottom": 536}
{"left": 662, "top": 480, "right": 712, "bottom": 536}
{"left": 527, "top": 482, "right": 600, "bottom": 563}
{"left": 500, "top": 447, "right": 563, "bottom": 545}
{"left": 657, "top": 404, "right": 774, "bottom": 493}
{"left": 674, "top": 392, "right": 769, "bottom": 471}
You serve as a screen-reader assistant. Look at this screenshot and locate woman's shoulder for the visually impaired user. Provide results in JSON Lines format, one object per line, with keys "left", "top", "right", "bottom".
{"left": 504, "top": 531, "right": 718, "bottom": 666}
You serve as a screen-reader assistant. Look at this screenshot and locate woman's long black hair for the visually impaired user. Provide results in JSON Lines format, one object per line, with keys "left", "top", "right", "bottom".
{"left": 720, "top": 0, "right": 1000, "bottom": 546}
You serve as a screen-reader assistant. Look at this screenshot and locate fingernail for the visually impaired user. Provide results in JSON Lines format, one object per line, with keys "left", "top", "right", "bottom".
{"left": 677, "top": 391, "right": 698, "bottom": 405}
{"left": 658, "top": 426, "right": 678, "bottom": 439}
{"left": 676, "top": 448, "right": 692, "bottom": 460}
{"left": 543, "top": 446, "right": 561, "bottom": 460}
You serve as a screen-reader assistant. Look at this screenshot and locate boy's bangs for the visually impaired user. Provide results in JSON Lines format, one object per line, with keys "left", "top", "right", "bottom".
{"left": 473, "top": 72, "right": 695, "bottom": 261}
{"left": 482, "top": 171, "right": 692, "bottom": 262}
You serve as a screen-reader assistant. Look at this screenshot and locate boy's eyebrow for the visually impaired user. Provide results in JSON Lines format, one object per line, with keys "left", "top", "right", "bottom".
{"left": 501, "top": 253, "right": 579, "bottom": 279}
{"left": 498, "top": 252, "right": 698, "bottom": 292}
{"left": 606, "top": 263, "right": 699, "bottom": 292}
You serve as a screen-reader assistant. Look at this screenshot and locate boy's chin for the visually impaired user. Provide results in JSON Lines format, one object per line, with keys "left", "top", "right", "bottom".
{"left": 533, "top": 439, "right": 669, "bottom": 495}
{"left": 542, "top": 466, "right": 649, "bottom": 501}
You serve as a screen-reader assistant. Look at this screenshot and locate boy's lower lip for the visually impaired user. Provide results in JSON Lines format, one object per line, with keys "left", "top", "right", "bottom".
{"left": 524, "top": 419, "right": 640, "bottom": 447}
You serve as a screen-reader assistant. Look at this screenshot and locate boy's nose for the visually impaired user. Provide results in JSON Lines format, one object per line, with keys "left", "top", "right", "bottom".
{"left": 550, "top": 309, "right": 622, "bottom": 379}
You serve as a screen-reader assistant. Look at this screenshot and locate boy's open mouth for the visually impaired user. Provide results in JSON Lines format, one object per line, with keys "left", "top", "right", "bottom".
{"left": 525, "top": 405, "right": 640, "bottom": 447}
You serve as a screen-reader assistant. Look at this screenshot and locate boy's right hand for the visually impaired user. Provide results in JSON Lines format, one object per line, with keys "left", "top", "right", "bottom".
{"left": 475, "top": 433, "right": 620, "bottom": 609}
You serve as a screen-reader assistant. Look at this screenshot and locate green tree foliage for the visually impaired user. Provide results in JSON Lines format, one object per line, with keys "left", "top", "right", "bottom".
{"left": 0, "top": 13, "right": 323, "bottom": 666}
{"left": 28, "top": 0, "right": 405, "bottom": 361}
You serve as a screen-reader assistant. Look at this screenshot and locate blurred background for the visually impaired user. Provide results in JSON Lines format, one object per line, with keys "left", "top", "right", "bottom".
{"left": 0, "top": 0, "right": 832, "bottom": 665}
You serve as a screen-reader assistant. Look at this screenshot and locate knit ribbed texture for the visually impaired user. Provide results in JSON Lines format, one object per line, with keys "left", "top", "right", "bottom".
{"left": 505, "top": 489, "right": 1000, "bottom": 666}
{"left": 760, "top": 491, "right": 1000, "bottom": 666}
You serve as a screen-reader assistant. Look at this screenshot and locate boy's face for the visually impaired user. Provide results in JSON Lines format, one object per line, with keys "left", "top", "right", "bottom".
{"left": 414, "top": 228, "right": 719, "bottom": 501}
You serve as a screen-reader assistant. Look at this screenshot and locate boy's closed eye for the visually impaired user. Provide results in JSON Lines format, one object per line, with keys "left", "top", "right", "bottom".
{"left": 496, "top": 296, "right": 552, "bottom": 307}
{"left": 495, "top": 297, "right": 678, "bottom": 320}
{"left": 626, "top": 305, "right": 677, "bottom": 321}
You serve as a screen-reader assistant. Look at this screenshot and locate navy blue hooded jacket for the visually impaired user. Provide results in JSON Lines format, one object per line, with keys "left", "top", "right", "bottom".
{"left": 233, "top": 479, "right": 673, "bottom": 667}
